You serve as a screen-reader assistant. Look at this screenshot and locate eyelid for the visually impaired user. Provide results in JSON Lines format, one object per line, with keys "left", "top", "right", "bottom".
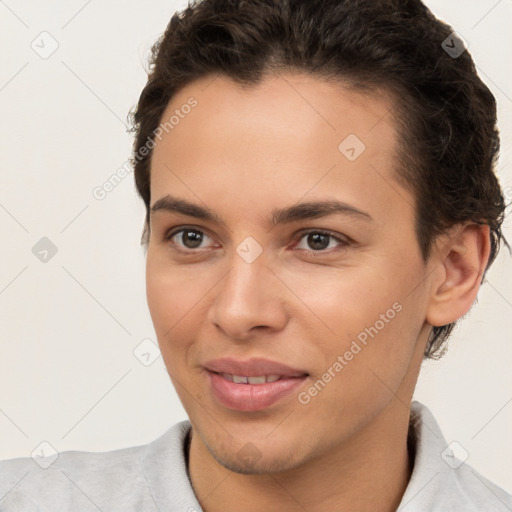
{"left": 165, "top": 225, "right": 208, "bottom": 240}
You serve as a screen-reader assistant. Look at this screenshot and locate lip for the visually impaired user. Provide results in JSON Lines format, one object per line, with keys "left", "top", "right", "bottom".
{"left": 203, "top": 357, "right": 309, "bottom": 412}
{"left": 203, "top": 357, "right": 309, "bottom": 378}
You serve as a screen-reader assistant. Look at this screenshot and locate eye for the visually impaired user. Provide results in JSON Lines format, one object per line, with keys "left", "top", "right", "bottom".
{"left": 294, "top": 230, "right": 351, "bottom": 253}
{"left": 164, "top": 227, "right": 351, "bottom": 255}
{"left": 165, "top": 227, "right": 215, "bottom": 252}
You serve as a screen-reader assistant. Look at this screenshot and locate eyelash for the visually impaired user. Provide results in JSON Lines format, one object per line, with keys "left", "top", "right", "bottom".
{"left": 164, "top": 227, "right": 351, "bottom": 256}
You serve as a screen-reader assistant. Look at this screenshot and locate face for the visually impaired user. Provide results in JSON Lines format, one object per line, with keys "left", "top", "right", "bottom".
{"left": 146, "top": 72, "right": 434, "bottom": 474}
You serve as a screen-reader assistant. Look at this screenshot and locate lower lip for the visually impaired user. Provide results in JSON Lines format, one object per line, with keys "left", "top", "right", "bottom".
{"left": 206, "top": 371, "right": 307, "bottom": 411}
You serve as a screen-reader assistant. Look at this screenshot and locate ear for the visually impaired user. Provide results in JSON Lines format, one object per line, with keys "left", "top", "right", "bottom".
{"left": 426, "top": 223, "right": 491, "bottom": 327}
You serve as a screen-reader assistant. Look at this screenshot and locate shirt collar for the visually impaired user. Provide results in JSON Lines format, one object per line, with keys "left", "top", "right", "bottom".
{"left": 141, "top": 401, "right": 510, "bottom": 511}
{"left": 398, "top": 401, "right": 511, "bottom": 511}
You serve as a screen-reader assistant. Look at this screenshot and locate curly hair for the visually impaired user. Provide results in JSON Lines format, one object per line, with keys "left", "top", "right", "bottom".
{"left": 128, "top": 0, "right": 509, "bottom": 358}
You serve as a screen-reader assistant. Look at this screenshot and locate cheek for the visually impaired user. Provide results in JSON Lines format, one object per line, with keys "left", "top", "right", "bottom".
{"left": 279, "top": 260, "right": 399, "bottom": 338}
{"left": 145, "top": 254, "right": 201, "bottom": 360}
{"left": 146, "top": 257, "right": 174, "bottom": 332}
{"left": 287, "top": 254, "right": 424, "bottom": 383}
{"left": 146, "top": 251, "right": 204, "bottom": 329}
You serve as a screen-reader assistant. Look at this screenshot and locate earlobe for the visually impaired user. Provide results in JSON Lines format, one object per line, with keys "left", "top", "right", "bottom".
{"left": 426, "top": 224, "right": 491, "bottom": 327}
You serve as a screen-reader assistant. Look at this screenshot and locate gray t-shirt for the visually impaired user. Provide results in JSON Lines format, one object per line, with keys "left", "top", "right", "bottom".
{"left": 1, "top": 401, "right": 510, "bottom": 511}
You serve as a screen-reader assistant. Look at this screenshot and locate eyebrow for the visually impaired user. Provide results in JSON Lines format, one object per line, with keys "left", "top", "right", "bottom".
{"left": 150, "top": 194, "right": 373, "bottom": 227}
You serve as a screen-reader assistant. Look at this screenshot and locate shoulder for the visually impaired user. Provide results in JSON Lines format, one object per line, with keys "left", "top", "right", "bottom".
{"left": 450, "top": 463, "right": 512, "bottom": 511}
{"left": 399, "top": 401, "right": 512, "bottom": 512}
{"left": 0, "top": 421, "right": 192, "bottom": 512}
{"left": 1, "top": 444, "right": 150, "bottom": 512}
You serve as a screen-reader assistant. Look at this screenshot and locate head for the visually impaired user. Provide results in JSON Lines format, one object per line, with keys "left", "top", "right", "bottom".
{"left": 129, "top": 0, "right": 508, "bottom": 474}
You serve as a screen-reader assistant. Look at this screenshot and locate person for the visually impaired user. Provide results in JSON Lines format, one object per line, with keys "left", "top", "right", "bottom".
{"left": 1, "top": 0, "right": 511, "bottom": 510}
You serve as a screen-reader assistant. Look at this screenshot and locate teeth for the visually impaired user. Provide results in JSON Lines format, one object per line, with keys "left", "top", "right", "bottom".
{"left": 247, "top": 376, "right": 266, "bottom": 384}
{"left": 220, "top": 373, "right": 282, "bottom": 384}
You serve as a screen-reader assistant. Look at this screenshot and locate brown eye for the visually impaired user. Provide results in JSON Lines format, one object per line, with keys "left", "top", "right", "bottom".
{"left": 306, "top": 233, "right": 330, "bottom": 251}
{"left": 295, "top": 230, "right": 350, "bottom": 253}
{"left": 165, "top": 228, "right": 214, "bottom": 252}
{"left": 178, "top": 230, "right": 204, "bottom": 249}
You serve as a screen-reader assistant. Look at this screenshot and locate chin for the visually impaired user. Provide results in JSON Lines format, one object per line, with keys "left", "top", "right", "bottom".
{"left": 210, "top": 446, "right": 307, "bottom": 475}
{"left": 200, "top": 429, "right": 309, "bottom": 476}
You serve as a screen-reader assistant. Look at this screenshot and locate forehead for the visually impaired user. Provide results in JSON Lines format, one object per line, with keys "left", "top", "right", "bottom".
{"left": 155, "top": 72, "right": 398, "bottom": 152}
{"left": 150, "top": 73, "right": 412, "bottom": 226}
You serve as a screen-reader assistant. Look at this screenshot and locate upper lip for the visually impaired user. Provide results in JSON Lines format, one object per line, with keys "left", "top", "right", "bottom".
{"left": 204, "top": 357, "right": 309, "bottom": 378}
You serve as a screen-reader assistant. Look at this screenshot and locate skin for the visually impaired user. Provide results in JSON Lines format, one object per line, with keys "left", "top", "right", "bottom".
{"left": 145, "top": 72, "right": 490, "bottom": 512}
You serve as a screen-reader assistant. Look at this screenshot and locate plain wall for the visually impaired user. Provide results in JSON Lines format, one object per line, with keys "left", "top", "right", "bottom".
{"left": 1, "top": 0, "right": 511, "bottom": 494}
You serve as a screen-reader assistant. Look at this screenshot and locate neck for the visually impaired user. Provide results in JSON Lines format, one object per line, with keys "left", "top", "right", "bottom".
{"left": 188, "top": 398, "right": 414, "bottom": 512}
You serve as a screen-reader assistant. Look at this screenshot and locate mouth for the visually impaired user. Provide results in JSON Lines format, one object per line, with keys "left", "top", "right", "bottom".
{"left": 217, "top": 373, "right": 292, "bottom": 384}
{"left": 203, "top": 358, "right": 309, "bottom": 411}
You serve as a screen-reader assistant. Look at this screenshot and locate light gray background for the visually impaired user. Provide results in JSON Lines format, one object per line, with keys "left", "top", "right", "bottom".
{"left": 1, "top": 0, "right": 511, "bottom": 494}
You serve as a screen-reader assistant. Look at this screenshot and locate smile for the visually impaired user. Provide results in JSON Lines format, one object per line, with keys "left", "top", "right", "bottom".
{"left": 219, "top": 373, "right": 282, "bottom": 384}
{"left": 206, "top": 370, "right": 308, "bottom": 411}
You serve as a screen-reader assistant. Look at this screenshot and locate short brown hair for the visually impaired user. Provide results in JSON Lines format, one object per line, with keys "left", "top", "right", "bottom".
{"left": 129, "top": 0, "right": 509, "bottom": 358}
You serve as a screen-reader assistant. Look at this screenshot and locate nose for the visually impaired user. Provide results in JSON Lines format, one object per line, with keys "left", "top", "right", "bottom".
{"left": 207, "top": 249, "right": 289, "bottom": 341}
